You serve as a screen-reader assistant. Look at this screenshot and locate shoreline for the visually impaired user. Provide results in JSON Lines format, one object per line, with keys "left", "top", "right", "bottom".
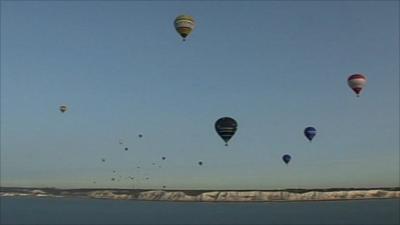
{"left": 1, "top": 187, "right": 399, "bottom": 203}
{"left": 1, "top": 194, "right": 399, "bottom": 204}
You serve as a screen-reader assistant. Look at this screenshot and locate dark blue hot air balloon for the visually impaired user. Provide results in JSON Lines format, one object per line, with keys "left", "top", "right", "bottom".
{"left": 282, "top": 154, "right": 291, "bottom": 165}
{"left": 304, "top": 127, "right": 317, "bottom": 142}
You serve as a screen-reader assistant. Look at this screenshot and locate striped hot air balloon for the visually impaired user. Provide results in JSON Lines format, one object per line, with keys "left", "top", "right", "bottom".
{"left": 215, "top": 117, "right": 238, "bottom": 146}
{"left": 174, "top": 15, "right": 195, "bottom": 41}
{"left": 304, "top": 127, "right": 317, "bottom": 142}
{"left": 348, "top": 74, "right": 367, "bottom": 97}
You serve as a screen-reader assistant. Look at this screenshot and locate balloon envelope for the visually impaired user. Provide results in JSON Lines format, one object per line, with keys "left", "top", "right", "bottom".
{"left": 304, "top": 127, "right": 317, "bottom": 142}
{"left": 348, "top": 74, "right": 367, "bottom": 97}
{"left": 282, "top": 154, "right": 291, "bottom": 164}
{"left": 59, "top": 105, "right": 67, "bottom": 113}
{"left": 174, "top": 15, "right": 195, "bottom": 41}
{"left": 215, "top": 117, "right": 238, "bottom": 146}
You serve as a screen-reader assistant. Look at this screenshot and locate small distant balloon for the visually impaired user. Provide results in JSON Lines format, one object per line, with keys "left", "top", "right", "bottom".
{"left": 101, "top": 158, "right": 106, "bottom": 162}
{"left": 111, "top": 178, "right": 115, "bottom": 181}
{"left": 124, "top": 147, "right": 128, "bottom": 151}
{"left": 138, "top": 134, "right": 143, "bottom": 138}
{"left": 282, "top": 154, "right": 291, "bottom": 165}
{"left": 304, "top": 127, "right": 317, "bottom": 142}
{"left": 174, "top": 15, "right": 195, "bottom": 41}
{"left": 162, "top": 157, "right": 166, "bottom": 160}
{"left": 198, "top": 161, "right": 203, "bottom": 166}
{"left": 59, "top": 105, "right": 67, "bottom": 113}
{"left": 348, "top": 74, "right": 367, "bottom": 97}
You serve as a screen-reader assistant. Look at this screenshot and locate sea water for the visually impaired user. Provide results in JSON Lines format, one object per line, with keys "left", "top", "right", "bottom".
{"left": 1, "top": 197, "right": 399, "bottom": 224}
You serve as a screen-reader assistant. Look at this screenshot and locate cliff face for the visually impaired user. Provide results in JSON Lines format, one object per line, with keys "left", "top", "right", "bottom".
{"left": 2, "top": 187, "right": 399, "bottom": 202}
{"left": 87, "top": 190, "right": 400, "bottom": 202}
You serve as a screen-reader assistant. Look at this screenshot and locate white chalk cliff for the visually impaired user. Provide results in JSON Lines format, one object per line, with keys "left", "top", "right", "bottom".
{"left": 87, "top": 190, "right": 400, "bottom": 202}
{"left": 2, "top": 188, "right": 399, "bottom": 202}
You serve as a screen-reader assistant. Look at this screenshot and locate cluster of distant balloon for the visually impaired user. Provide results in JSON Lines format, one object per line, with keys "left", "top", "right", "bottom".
{"left": 57, "top": 15, "right": 368, "bottom": 186}
{"left": 213, "top": 73, "right": 366, "bottom": 165}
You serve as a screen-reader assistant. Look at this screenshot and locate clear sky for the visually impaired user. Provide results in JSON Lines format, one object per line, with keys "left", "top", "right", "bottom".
{"left": 1, "top": 1, "right": 399, "bottom": 190}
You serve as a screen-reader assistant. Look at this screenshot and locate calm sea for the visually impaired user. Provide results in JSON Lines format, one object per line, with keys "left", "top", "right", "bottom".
{"left": 1, "top": 197, "right": 399, "bottom": 225}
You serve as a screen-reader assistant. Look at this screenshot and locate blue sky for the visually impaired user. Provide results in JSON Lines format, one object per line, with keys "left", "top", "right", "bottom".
{"left": 1, "top": 1, "right": 399, "bottom": 189}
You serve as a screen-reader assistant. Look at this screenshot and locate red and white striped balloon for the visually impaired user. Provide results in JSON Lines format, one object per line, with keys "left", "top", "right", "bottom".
{"left": 348, "top": 74, "right": 367, "bottom": 97}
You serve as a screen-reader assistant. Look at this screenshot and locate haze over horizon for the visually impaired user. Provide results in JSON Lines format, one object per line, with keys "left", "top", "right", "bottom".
{"left": 1, "top": 1, "right": 399, "bottom": 190}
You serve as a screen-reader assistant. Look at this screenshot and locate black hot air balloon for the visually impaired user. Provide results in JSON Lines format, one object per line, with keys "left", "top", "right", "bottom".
{"left": 59, "top": 105, "right": 68, "bottom": 113}
{"left": 215, "top": 117, "right": 238, "bottom": 146}
{"left": 282, "top": 154, "right": 291, "bottom": 165}
{"left": 304, "top": 127, "right": 317, "bottom": 142}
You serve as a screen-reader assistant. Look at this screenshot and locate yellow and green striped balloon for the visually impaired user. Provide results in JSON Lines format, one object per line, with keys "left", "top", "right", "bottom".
{"left": 174, "top": 15, "right": 195, "bottom": 41}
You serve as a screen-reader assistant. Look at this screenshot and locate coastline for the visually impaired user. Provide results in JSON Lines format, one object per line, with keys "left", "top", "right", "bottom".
{"left": 1, "top": 187, "right": 399, "bottom": 202}
{"left": 1, "top": 194, "right": 399, "bottom": 204}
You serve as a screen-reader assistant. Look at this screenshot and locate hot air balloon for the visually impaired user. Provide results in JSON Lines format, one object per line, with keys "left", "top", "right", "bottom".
{"left": 304, "top": 127, "right": 317, "bottom": 142}
{"left": 101, "top": 158, "right": 106, "bottom": 162}
{"left": 174, "top": 15, "right": 195, "bottom": 41}
{"left": 215, "top": 117, "right": 238, "bottom": 146}
{"left": 198, "top": 161, "right": 203, "bottom": 166}
{"left": 138, "top": 134, "right": 143, "bottom": 138}
{"left": 59, "top": 105, "right": 67, "bottom": 113}
{"left": 162, "top": 157, "right": 166, "bottom": 160}
{"left": 282, "top": 154, "right": 291, "bottom": 165}
{"left": 124, "top": 147, "right": 128, "bottom": 151}
{"left": 348, "top": 74, "right": 367, "bottom": 97}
